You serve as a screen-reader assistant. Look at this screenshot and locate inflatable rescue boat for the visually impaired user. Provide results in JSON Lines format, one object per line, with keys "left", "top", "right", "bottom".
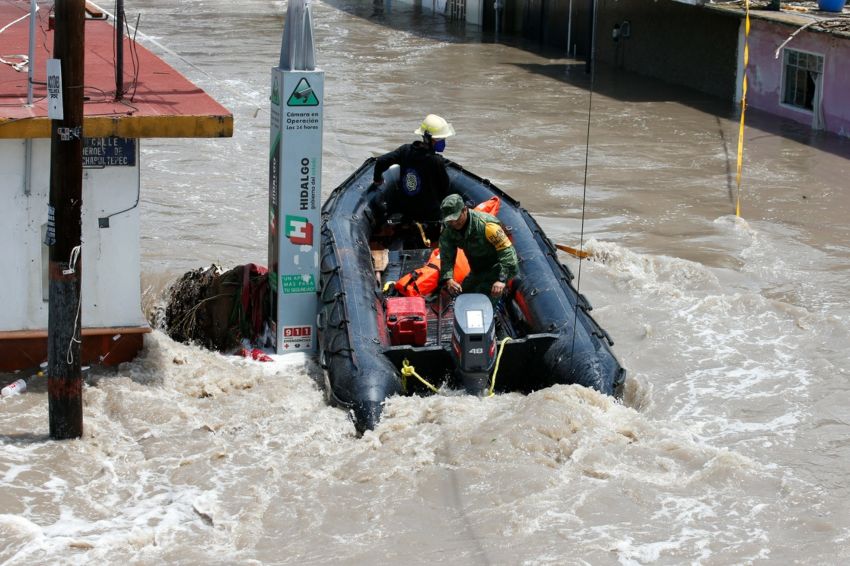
{"left": 318, "top": 158, "right": 626, "bottom": 432}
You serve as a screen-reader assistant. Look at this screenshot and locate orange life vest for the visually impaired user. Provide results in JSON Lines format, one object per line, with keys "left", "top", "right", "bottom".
{"left": 394, "top": 196, "right": 501, "bottom": 297}
{"left": 474, "top": 196, "right": 501, "bottom": 216}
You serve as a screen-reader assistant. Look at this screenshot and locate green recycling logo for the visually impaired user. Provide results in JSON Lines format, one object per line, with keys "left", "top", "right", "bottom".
{"left": 287, "top": 78, "right": 319, "bottom": 106}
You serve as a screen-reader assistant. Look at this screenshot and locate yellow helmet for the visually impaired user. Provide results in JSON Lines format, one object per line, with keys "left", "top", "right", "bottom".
{"left": 414, "top": 114, "right": 455, "bottom": 139}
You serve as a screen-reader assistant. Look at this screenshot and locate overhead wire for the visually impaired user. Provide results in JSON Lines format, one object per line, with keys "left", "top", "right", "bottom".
{"left": 0, "top": 10, "right": 33, "bottom": 35}
{"left": 569, "top": 0, "right": 597, "bottom": 361}
{"left": 124, "top": 13, "right": 141, "bottom": 100}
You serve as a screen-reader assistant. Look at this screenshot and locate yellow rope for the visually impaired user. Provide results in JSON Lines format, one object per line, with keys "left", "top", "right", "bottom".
{"left": 401, "top": 359, "right": 439, "bottom": 393}
{"left": 735, "top": 0, "right": 750, "bottom": 218}
{"left": 415, "top": 223, "right": 431, "bottom": 247}
{"left": 487, "top": 337, "right": 512, "bottom": 397}
{"left": 401, "top": 336, "right": 511, "bottom": 397}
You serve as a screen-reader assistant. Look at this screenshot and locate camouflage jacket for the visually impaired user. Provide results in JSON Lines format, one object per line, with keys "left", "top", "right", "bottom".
{"left": 439, "top": 210, "right": 518, "bottom": 283}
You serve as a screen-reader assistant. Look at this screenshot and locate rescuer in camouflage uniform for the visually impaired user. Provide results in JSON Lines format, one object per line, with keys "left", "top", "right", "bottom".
{"left": 438, "top": 194, "right": 518, "bottom": 301}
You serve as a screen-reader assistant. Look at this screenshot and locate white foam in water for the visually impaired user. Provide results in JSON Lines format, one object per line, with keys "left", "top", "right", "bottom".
{"left": 0, "top": 255, "right": 839, "bottom": 563}
{"left": 585, "top": 238, "right": 819, "bottom": 445}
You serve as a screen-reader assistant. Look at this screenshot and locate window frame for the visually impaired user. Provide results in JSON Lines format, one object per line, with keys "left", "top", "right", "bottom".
{"left": 779, "top": 47, "right": 824, "bottom": 115}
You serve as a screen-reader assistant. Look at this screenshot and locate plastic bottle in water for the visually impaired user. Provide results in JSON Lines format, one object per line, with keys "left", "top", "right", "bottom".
{"left": 1, "top": 378, "right": 27, "bottom": 397}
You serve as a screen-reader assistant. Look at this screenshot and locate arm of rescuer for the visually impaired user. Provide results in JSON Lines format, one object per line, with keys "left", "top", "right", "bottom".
{"left": 433, "top": 154, "right": 451, "bottom": 203}
{"left": 373, "top": 145, "right": 407, "bottom": 185}
{"left": 485, "top": 221, "right": 518, "bottom": 297}
{"left": 438, "top": 228, "right": 459, "bottom": 291}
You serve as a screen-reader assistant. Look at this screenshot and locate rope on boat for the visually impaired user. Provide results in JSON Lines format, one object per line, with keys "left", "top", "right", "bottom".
{"left": 487, "top": 337, "right": 512, "bottom": 397}
{"left": 400, "top": 359, "right": 439, "bottom": 393}
{"left": 400, "top": 335, "right": 511, "bottom": 397}
{"left": 415, "top": 222, "right": 431, "bottom": 247}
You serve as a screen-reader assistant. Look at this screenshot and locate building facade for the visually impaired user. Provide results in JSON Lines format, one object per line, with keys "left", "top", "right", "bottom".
{"left": 406, "top": 0, "right": 849, "bottom": 136}
{"left": 0, "top": 3, "right": 232, "bottom": 371}
{"left": 742, "top": 15, "right": 850, "bottom": 137}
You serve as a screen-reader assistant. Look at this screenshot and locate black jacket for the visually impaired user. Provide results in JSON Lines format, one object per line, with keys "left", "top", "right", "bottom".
{"left": 373, "top": 141, "right": 450, "bottom": 222}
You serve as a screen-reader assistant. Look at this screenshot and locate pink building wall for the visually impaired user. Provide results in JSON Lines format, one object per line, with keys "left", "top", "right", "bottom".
{"left": 746, "top": 19, "right": 850, "bottom": 138}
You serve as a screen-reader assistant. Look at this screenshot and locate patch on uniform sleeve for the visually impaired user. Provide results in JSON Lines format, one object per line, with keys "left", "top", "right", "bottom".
{"left": 485, "top": 223, "right": 512, "bottom": 251}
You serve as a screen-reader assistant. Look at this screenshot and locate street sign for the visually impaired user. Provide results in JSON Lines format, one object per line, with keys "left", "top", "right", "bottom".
{"left": 82, "top": 137, "right": 136, "bottom": 167}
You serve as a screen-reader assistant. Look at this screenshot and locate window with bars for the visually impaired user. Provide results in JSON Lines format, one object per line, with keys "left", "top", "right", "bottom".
{"left": 448, "top": 0, "right": 466, "bottom": 22}
{"left": 782, "top": 49, "right": 823, "bottom": 111}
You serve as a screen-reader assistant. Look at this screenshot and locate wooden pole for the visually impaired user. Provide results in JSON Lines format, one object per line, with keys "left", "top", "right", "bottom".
{"left": 115, "top": 0, "right": 123, "bottom": 100}
{"left": 48, "top": 0, "right": 85, "bottom": 440}
{"left": 555, "top": 243, "right": 590, "bottom": 260}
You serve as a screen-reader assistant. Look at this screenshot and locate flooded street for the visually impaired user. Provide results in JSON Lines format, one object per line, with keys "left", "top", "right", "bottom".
{"left": 3, "top": 0, "right": 850, "bottom": 563}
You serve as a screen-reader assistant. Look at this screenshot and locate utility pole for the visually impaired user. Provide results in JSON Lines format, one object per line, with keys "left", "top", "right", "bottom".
{"left": 48, "top": 0, "right": 85, "bottom": 440}
{"left": 115, "top": 0, "right": 123, "bottom": 99}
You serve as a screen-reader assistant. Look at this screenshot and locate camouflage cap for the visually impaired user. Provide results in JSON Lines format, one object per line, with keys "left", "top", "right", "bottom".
{"left": 440, "top": 194, "right": 465, "bottom": 223}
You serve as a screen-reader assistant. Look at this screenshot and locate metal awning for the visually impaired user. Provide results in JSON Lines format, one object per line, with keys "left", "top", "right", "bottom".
{"left": 0, "top": 1, "right": 232, "bottom": 139}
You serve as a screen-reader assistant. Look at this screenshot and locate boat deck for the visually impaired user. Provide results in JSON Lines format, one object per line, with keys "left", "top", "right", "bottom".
{"left": 382, "top": 248, "right": 455, "bottom": 347}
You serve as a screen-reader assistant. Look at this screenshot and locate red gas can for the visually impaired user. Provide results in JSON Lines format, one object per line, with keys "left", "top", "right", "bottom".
{"left": 386, "top": 296, "right": 428, "bottom": 346}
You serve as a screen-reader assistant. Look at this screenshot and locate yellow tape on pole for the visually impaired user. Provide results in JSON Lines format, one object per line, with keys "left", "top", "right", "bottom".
{"left": 735, "top": 0, "right": 750, "bottom": 217}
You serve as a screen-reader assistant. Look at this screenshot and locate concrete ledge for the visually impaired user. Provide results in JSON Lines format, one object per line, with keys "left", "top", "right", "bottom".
{"left": 0, "top": 115, "right": 234, "bottom": 140}
{"left": 0, "top": 326, "right": 151, "bottom": 372}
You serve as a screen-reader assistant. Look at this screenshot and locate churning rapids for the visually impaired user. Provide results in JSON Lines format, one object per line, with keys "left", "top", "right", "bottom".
{"left": 2, "top": 1, "right": 850, "bottom": 564}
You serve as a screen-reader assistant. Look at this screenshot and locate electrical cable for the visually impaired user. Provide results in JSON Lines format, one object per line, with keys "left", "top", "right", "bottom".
{"left": 569, "top": 0, "right": 598, "bottom": 362}
{"left": 97, "top": 150, "right": 140, "bottom": 225}
{"left": 124, "top": 13, "right": 141, "bottom": 100}
{"left": 65, "top": 245, "right": 82, "bottom": 365}
{"left": 0, "top": 10, "right": 34, "bottom": 35}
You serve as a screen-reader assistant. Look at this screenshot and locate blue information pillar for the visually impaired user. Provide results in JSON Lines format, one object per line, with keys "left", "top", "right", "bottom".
{"left": 268, "top": 0, "right": 323, "bottom": 353}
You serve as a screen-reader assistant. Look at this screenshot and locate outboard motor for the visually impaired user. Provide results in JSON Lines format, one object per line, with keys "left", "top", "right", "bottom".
{"left": 450, "top": 294, "right": 496, "bottom": 394}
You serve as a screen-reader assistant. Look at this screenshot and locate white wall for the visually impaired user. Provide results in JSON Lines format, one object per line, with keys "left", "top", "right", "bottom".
{"left": 0, "top": 138, "right": 145, "bottom": 331}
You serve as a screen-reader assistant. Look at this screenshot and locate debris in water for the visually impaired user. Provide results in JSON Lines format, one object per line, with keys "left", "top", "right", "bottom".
{"left": 68, "top": 541, "right": 95, "bottom": 550}
{"left": 164, "top": 264, "right": 269, "bottom": 352}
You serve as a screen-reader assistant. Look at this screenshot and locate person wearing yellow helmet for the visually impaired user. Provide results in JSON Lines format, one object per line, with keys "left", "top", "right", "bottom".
{"left": 371, "top": 114, "right": 456, "bottom": 224}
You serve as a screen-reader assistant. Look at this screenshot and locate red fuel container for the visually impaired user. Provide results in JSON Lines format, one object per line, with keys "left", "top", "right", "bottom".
{"left": 386, "top": 296, "right": 428, "bottom": 346}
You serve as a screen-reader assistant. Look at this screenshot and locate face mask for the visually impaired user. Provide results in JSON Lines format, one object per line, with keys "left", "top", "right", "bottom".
{"left": 433, "top": 139, "right": 446, "bottom": 153}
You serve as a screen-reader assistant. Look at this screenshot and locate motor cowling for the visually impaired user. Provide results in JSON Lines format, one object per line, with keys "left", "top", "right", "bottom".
{"left": 450, "top": 293, "right": 496, "bottom": 394}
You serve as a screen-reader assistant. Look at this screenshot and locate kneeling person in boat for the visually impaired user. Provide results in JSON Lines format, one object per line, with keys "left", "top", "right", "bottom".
{"left": 371, "top": 114, "right": 454, "bottom": 223}
{"left": 438, "top": 194, "right": 518, "bottom": 300}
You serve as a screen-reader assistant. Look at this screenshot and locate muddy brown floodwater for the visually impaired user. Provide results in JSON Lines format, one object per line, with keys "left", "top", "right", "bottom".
{"left": 2, "top": 1, "right": 849, "bottom": 564}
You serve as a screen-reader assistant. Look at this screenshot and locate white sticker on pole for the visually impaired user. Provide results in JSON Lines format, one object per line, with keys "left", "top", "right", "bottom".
{"left": 46, "top": 59, "right": 63, "bottom": 120}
